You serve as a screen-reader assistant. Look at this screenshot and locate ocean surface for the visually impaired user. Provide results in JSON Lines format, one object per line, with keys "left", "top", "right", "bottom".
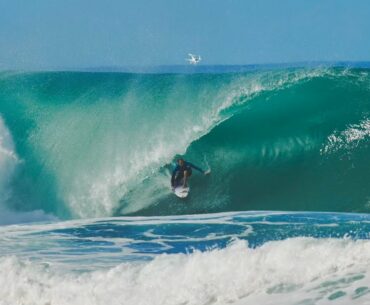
{"left": 1, "top": 64, "right": 370, "bottom": 304}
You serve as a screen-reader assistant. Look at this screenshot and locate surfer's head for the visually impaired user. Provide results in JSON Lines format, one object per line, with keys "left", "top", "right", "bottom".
{"left": 177, "top": 158, "right": 185, "bottom": 166}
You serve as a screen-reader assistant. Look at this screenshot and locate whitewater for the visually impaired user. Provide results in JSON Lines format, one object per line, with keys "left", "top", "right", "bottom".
{"left": 1, "top": 65, "right": 370, "bottom": 304}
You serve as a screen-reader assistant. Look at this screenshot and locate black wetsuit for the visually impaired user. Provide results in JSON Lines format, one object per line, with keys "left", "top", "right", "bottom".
{"left": 171, "top": 161, "right": 204, "bottom": 187}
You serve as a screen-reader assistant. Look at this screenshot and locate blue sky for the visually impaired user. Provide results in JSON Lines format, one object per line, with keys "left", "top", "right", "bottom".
{"left": 0, "top": 0, "right": 370, "bottom": 69}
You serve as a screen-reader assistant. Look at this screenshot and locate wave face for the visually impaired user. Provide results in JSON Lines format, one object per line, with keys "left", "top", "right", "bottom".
{"left": 1, "top": 67, "right": 370, "bottom": 219}
{"left": 1, "top": 211, "right": 370, "bottom": 305}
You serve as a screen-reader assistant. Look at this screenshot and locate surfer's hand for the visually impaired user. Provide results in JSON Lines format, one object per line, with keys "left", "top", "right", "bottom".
{"left": 204, "top": 170, "right": 211, "bottom": 175}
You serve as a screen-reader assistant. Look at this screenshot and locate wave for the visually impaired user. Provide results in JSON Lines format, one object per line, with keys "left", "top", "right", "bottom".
{"left": 1, "top": 67, "right": 370, "bottom": 219}
{"left": 1, "top": 211, "right": 370, "bottom": 304}
{"left": 120, "top": 68, "right": 370, "bottom": 216}
{"left": 1, "top": 238, "right": 370, "bottom": 305}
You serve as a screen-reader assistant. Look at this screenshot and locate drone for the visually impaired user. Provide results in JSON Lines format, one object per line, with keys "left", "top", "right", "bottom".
{"left": 186, "top": 53, "right": 202, "bottom": 65}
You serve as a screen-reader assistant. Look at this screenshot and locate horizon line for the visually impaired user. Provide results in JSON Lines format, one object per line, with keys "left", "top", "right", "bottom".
{"left": 2, "top": 60, "right": 370, "bottom": 73}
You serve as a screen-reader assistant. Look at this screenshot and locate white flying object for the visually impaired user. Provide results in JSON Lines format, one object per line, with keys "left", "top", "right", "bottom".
{"left": 186, "top": 53, "right": 202, "bottom": 65}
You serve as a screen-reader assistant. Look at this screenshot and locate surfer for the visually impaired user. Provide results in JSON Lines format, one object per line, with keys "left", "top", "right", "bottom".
{"left": 171, "top": 158, "right": 209, "bottom": 189}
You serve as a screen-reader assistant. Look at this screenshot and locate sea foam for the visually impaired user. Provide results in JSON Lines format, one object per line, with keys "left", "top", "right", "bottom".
{"left": 1, "top": 237, "right": 370, "bottom": 305}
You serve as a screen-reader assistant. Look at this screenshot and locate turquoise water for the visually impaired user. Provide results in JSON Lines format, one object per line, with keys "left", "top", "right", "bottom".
{"left": 1, "top": 67, "right": 370, "bottom": 219}
{"left": 2, "top": 66, "right": 370, "bottom": 304}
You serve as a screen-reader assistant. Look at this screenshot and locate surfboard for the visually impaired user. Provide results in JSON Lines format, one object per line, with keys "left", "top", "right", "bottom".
{"left": 173, "top": 185, "right": 190, "bottom": 198}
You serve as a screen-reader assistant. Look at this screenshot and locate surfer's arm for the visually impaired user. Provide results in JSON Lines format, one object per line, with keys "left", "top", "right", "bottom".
{"left": 188, "top": 162, "right": 204, "bottom": 173}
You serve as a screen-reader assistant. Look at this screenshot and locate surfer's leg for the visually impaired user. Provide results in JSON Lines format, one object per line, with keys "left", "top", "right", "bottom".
{"left": 183, "top": 171, "right": 188, "bottom": 187}
{"left": 174, "top": 173, "right": 183, "bottom": 187}
{"left": 183, "top": 170, "right": 192, "bottom": 187}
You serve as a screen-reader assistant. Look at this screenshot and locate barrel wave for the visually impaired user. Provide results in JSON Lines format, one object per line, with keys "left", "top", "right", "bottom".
{"left": 1, "top": 67, "right": 370, "bottom": 220}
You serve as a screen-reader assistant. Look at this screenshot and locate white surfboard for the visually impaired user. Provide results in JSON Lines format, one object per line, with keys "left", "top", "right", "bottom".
{"left": 173, "top": 185, "right": 190, "bottom": 198}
